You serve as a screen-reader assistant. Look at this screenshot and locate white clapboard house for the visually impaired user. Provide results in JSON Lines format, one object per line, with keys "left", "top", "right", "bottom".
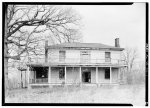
{"left": 27, "top": 38, "right": 127, "bottom": 88}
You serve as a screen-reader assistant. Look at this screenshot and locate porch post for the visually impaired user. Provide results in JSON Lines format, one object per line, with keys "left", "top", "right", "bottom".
{"left": 118, "top": 67, "right": 120, "bottom": 84}
{"left": 27, "top": 66, "right": 31, "bottom": 89}
{"left": 96, "top": 67, "right": 98, "bottom": 84}
{"left": 48, "top": 66, "right": 51, "bottom": 84}
{"left": 65, "top": 66, "right": 67, "bottom": 84}
{"left": 79, "top": 67, "right": 82, "bottom": 83}
{"left": 110, "top": 67, "right": 112, "bottom": 84}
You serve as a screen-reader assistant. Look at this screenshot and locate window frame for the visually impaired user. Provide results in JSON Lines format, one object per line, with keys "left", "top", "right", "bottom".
{"left": 105, "top": 52, "right": 111, "bottom": 62}
{"left": 59, "top": 67, "right": 65, "bottom": 79}
{"left": 59, "top": 50, "right": 66, "bottom": 62}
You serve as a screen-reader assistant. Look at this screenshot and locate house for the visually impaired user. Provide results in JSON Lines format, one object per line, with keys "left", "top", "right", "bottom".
{"left": 27, "top": 38, "right": 127, "bottom": 88}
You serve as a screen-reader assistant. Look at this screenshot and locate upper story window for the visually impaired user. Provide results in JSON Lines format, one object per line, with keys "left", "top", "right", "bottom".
{"left": 59, "top": 51, "right": 66, "bottom": 62}
{"left": 105, "top": 52, "right": 111, "bottom": 62}
{"left": 80, "top": 51, "right": 91, "bottom": 63}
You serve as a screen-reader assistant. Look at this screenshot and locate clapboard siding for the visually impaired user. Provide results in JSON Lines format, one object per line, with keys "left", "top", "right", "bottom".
{"left": 48, "top": 49, "right": 121, "bottom": 64}
{"left": 51, "top": 67, "right": 65, "bottom": 84}
{"left": 66, "top": 67, "right": 80, "bottom": 83}
{"left": 98, "top": 68, "right": 110, "bottom": 83}
{"left": 112, "top": 68, "right": 119, "bottom": 83}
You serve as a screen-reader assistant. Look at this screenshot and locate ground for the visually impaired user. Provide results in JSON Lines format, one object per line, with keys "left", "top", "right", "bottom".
{"left": 5, "top": 84, "right": 145, "bottom": 106}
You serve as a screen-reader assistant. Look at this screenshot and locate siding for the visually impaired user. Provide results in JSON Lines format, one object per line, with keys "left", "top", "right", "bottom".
{"left": 48, "top": 49, "right": 121, "bottom": 64}
{"left": 98, "top": 68, "right": 110, "bottom": 83}
{"left": 51, "top": 67, "right": 65, "bottom": 84}
{"left": 91, "top": 51, "right": 105, "bottom": 63}
{"left": 111, "top": 51, "right": 121, "bottom": 63}
{"left": 51, "top": 67, "right": 80, "bottom": 84}
{"left": 66, "top": 67, "right": 80, "bottom": 84}
{"left": 98, "top": 67, "right": 119, "bottom": 83}
{"left": 112, "top": 68, "right": 119, "bottom": 83}
{"left": 66, "top": 50, "right": 80, "bottom": 63}
{"left": 48, "top": 49, "right": 59, "bottom": 63}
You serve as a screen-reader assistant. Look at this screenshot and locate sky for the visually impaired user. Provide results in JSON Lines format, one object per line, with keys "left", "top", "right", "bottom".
{"left": 70, "top": 3, "right": 146, "bottom": 61}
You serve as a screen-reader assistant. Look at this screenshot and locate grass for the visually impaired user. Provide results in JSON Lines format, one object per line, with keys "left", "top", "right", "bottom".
{"left": 5, "top": 84, "right": 145, "bottom": 106}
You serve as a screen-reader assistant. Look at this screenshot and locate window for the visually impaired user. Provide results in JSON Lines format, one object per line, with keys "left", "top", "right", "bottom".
{"left": 80, "top": 51, "right": 91, "bottom": 63}
{"left": 105, "top": 68, "right": 110, "bottom": 79}
{"left": 105, "top": 52, "right": 111, "bottom": 62}
{"left": 59, "top": 51, "right": 66, "bottom": 62}
{"left": 59, "top": 67, "right": 65, "bottom": 79}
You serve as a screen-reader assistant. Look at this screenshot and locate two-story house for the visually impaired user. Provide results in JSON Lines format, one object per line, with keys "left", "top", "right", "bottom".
{"left": 27, "top": 38, "right": 127, "bottom": 88}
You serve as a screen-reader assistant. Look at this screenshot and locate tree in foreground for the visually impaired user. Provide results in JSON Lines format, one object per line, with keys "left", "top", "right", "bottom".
{"left": 4, "top": 5, "right": 82, "bottom": 90}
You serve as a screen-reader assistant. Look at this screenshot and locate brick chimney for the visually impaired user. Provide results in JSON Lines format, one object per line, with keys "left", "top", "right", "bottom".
{"left": 45, "top": 40, "right": 48, "bottom": 63}
{"left": 115, "top": 38, "right": 120, "bottom": 47}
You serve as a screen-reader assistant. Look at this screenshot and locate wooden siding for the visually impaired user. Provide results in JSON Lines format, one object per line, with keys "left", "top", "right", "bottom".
{"left": 48, "top": 49, "right": 122, "bottom": 64}
{"left": 48, "top": 49, "right": 59, "bottom": 63}
{"left": 98, "top": 68, "right": 110, "bottom": 83}
{"left": 112, "top": 68, "right": 119, "bottom": 83}
{"left": 66, "top": 67, "right": 80, "bottom": 84}
{"left": 98, "top": 68, "right": 119, "bottom": 83}
{"left": 66, "top": 50, "right": 80, "bottom": 63}
{"left": 51, "top": 67, "right": 65, "bottom": 84}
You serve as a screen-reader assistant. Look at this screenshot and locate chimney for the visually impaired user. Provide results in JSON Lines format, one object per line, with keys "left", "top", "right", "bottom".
{"left": 45, "top": 40, "right": 48, "bottom": 63}
{"left": 115, "top": 38, "right": 120, "bottom": 47}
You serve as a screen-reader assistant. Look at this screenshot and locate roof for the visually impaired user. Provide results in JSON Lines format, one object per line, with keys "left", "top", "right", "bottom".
{"left": 46, "top": 42, "right": 124, "bottom": 51}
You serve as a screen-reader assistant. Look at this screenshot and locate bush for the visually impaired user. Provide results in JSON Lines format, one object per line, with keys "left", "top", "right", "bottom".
{"left": 126, "top": 69, "right": 145, "bottom": 84}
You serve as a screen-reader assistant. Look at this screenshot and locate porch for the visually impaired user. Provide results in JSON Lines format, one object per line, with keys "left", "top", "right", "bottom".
{"left": 27, "top": 65, "right": 127, "bottom": 88}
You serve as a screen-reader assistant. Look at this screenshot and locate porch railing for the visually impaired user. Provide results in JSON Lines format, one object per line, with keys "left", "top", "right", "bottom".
{"left": 28, "top": 57, "right": 127, "bottom": 65}
{"left": 30, "top": 78, "right": 48, "bottom": 84}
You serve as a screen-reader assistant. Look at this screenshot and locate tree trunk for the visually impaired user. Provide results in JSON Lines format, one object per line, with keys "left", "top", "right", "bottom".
{"left": 4, "top": 51, "right": 9, "bottom": 91}
{"left": 4, "top": 4, "right": 9, "bottom": 92}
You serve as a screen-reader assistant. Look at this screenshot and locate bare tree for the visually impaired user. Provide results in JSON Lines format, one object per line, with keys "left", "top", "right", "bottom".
{"left": 123, "top": 47, "right": 139, "bottom": 71}
{"left": 4, "top": 5, "right": 82, "bottom": 90}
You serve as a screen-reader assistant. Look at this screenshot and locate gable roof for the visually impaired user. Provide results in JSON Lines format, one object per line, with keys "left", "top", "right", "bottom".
{"left": 47, "top": 42, "right": 124, "bottom": 51}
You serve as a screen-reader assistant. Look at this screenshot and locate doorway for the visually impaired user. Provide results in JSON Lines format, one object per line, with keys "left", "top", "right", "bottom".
{"left": 82, "top": 71, "right": 91, "bottom": 83}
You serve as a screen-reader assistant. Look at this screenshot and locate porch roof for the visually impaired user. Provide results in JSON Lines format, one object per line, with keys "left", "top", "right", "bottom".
{"left": 27, "top": 63, "right": 127, "bottom": 67}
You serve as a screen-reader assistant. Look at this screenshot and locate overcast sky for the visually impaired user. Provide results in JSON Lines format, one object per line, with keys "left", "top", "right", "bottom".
{"left": 71, "top": 3, "right": 145, "bottom": 61}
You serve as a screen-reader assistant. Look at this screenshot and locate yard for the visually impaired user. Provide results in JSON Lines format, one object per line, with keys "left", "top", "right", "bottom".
{"left": 5, "top": 84, "right": 145, "bottom": 106}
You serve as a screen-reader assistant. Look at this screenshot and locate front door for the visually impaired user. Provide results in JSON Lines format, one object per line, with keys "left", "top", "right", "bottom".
{"left": 82, "top": 71, "right": 91, "bottom": 83}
